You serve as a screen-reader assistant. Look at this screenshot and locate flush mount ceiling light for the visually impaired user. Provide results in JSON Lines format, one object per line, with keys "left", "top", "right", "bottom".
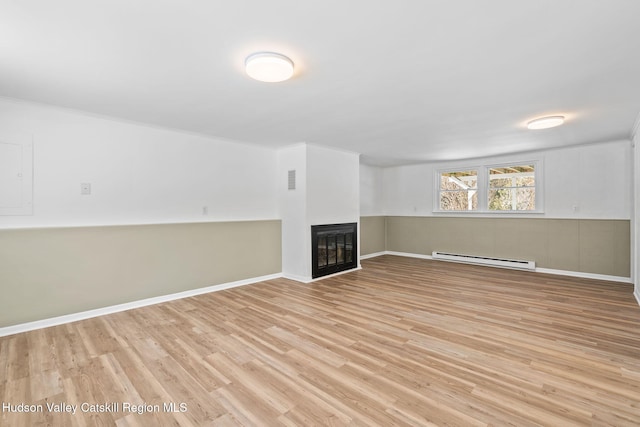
{"left": 527, "top": 115, "right": 565, "bottom": 130}
{"left": 245, "top": 52, "right": 294, "bottom": 83}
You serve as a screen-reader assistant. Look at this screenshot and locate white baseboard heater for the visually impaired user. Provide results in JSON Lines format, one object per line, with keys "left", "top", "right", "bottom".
{"left": 432, "top": 251, "right": 536, "bottom": 271}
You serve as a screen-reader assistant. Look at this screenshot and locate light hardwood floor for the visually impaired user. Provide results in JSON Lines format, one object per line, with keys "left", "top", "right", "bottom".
{"left": 1, "top": 255, "right": 639, "bottom": 426}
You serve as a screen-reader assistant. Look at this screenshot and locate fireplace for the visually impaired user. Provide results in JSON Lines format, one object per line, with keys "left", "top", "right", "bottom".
{"left": 311, "top": 223, "right": 357, "bottom": 279}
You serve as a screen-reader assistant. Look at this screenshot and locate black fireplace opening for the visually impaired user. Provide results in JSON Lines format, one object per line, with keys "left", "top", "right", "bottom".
{"left": 311, "top": 223, "right": 357, "bottom": 279}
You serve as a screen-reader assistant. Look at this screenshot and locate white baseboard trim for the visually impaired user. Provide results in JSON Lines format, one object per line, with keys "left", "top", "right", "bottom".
{"left": 0, "top": 273, "right": 283, "bottom": 338}
{"left": 360, "top": 251, "right": 387, "bottom": 260}
{"left": 535, "top": 268, "right": 631, "bottom": 284}
{"left": 362, "top": 251, "right": 632, "bottom": 284}
{"left": 385, "top": 251, "right": 434, "bottom": 260}
{"left": 634, "top": 288, "right": 640, "bottom": 306}
{"left": 282, "top": 273, "right": 313, "bottom": 283}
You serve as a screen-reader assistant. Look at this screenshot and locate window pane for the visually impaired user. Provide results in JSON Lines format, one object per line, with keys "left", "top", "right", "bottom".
{"left": 489, "top": 165, "right": 535, "bottom": 188}
{"left": 489, "top": 178, "right": 511, "bottom": 188}
{"left": 440, "top": 191, "right": 478, "bottom": 210}
{"left": 440, "top": 171, "right": 477, "bottom": 190}
{"left": 516, "top": 188, "right": 535, "bottom": 210}
{"left": 489, "top": 165, "right": 534, "bottom": 175}
{"left": 488, "top": 188, "right": 536, "bottom": 210}
{"left": 516, "top": 176, "right": 535, "bottom": 187}
{"left": 488, "top": 189, "right": 512, "bottom": 210}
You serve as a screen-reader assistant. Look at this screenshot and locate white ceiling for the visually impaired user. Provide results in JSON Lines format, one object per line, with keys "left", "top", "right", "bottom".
{"left": 2, "top": 0, "right": 640, "bottom": 166}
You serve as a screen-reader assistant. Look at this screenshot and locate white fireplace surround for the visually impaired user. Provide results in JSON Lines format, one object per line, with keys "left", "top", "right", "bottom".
{"left": 278, "top": 143, "right": 361, "bottom": 282}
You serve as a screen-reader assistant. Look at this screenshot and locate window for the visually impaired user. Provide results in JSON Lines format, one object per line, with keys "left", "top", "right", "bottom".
{"left": 439, "top": 170, "right": 478, "bottom": 211}
{"left": 488, "top": 164, "right": 535, "bottom": 211}
{"left": 436, "top": 160, "right": 541, "bottom": 213}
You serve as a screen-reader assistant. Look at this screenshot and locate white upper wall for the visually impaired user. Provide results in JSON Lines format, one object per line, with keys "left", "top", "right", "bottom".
{"left": 544, "top": 140, "right": 631, "bottom": 218}
{"left": 0, "top": 97, "right": 279, "bottom": 228}
{"left": 3, "top": 96, "right": 632, "bottom": 231}
{"left": 360, "top": 163, "right": 384, "bottom": 216}
{"left": 306, "top": 144, "right": 360, "bottom": 226}
{"left": 277, "top": 143, "right": 309, "bottom": 280}
{"left": 378, "top": 139, "right": 632, "bottom": 219}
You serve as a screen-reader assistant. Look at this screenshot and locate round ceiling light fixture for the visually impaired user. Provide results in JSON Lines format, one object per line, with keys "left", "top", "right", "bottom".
{"left": 245, "top": 52, "right": 294, "bottom": 83}
{"left": 527, "top": 115, "right": 565, "bottom": 130}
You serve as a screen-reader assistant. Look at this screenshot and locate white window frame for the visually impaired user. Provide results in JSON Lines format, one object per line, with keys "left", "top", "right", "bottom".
{"left": 485, "top": 160, "right": 543, "bottom": 214}
{"left": 434, "top": 158, "right": 543, "bottom": 214}
{"left": 435, "top": 167, "right": 481, "bottom": 213}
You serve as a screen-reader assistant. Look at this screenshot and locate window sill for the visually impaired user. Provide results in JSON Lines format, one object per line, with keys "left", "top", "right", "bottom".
{"left": 432, "top": 210, "right": 545, "bottom": 215}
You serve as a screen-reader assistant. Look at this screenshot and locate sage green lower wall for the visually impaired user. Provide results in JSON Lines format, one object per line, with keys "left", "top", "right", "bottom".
{"left": 0, "top": 220, "right": 281, "bottom": 328}
{"left": 361, "top": 216, "right": 630, "bottom": 278}
{"left": 360, "top": 216, "right": 386, "bottom": 255}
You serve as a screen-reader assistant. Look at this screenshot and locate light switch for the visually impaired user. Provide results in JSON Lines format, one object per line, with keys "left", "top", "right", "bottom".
{"left": 81, "top": 183, "right": 91, "bottom": 195}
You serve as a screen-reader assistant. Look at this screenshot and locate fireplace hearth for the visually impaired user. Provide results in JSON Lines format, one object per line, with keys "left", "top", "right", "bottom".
{"left": 311, "top": 223, "right": 357, "bottom": 279}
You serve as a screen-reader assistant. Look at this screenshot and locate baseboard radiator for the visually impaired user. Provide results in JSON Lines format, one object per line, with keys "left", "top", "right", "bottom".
{"left": 432, "top": 251, "right": 535, "bottom": 271}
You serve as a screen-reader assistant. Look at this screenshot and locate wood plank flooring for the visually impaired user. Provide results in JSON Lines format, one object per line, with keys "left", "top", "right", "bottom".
{"left": 2, "top": 255, "right": 640, "bottom": 426}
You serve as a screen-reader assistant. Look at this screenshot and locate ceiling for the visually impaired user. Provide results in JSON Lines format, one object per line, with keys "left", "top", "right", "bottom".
{"left": 2, "top": 0, "right": 640, "bottom": 166}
